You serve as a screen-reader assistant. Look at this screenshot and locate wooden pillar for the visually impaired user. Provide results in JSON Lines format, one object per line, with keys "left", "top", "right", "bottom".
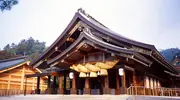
{"left": 63, "top": 72, "right": 67, "bottom": 94}
{"left": 70, "top": 73, "right": 77, "bottom": 94}
{"left": 132, "top": 71, "right": 137, "bottom": 86}
{"left": 21, "top": 66, "right": 25, "bottom": 90}
{"left": 47, "top": 76, "right": 51, "bottom": 94}
{"left": 103, "top": 76, "right": 110, "bottom": 94}
{"left": 52, "top": 76, "right": 56, "bottom": 94}
{"left": 59, "top": 73, "right": 64, "bottom": 94}
{"left": 47, "top": 76, "right": 51, "bottom": 88}
{"left": 133, "top": 71, "right": 137, "bottom": 95}
{"left": 85, "top": 78, "right": 89, "bottom": 88}
{"left": 36, "top": 76, "right": 40, "bottom": 94}
{"left": 115, "top": 70, "right": 120, "bottom": 95}
{"left": 120, "top": 69, "right": 126, "bottom": 94}
{"left": 156, "top": 79, "right": 159, "bottom": 88}
{"left": 83, "top": 78, "right": 90, "bottom": 94}
{"left": 122, "top": 70, "right": 126, "bottom": 87}
{"left": 24, "top": 77, "right": 27, "bottom": 96}
{"left": 7, "top": 71, "right": 11, "bottom": 89}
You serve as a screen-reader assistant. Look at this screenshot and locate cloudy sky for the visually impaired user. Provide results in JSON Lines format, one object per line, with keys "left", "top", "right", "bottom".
{"left": 0, "top": 0, "right": 180, "bottom": 50}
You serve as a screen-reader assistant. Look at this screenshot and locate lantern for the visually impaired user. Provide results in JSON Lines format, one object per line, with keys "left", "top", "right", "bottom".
{"left": 69, "top": 72, "right": 74, "bottom": 79}
{"left": 118, "top": 68, "right": 124, "bottom": 76}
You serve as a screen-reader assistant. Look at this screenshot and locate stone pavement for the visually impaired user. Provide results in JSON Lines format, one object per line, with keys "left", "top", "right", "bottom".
{"left": 0, "top": 95, "right": 180, "bottom": 100}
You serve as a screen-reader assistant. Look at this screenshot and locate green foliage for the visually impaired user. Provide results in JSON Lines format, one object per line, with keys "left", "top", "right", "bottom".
{"left": 160, "top": 48, "right": 180, "bottom": 63}
{"left": 0, "top": 50, "right": 18, "bottom": 60}
{"left": 0, "top": 0, "right": 18, "bottom": 11}
{"left": 2, "top": 37, "right": 46, "bottom": 60}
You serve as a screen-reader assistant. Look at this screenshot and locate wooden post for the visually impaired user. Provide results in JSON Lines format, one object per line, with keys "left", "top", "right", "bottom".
{"left": 59, "top": 73, "right": 64, "bottom": 94}
{"left": 7, "top": 71, "right": 11, "bottom": 89}
{"left": 120, "top": 69, "right": 126, "bottom": 94}
{"left": 52, "top": 76, "right": 56, "bottom": 94}
{"left": 84, "top": 78, "right": 90, "bottom": 94}
{"left": 85, "top": 78, "right": 89, "bottom": 88}
{"left": 70, "top": 73, "right": 77, "bottom": 94}
{"left": 36, "top": 76, "right": 40, "bottom": 94}
{"left": 72, "top": 74, "right": 76, "bottom": 88}
{"left": 48, "top": 76, "right": 51, "bottom": 88}
{"left": 47, "top": 76, "right": 51, "bottom": 94}
{"left": 32, "top": 78, "right": 35, "bottom": 90}
{"left": 103, "top": 76, "right": 110, "bottom": 94}
{"left": 122, "top": 70, "right": 126, "bottom": 87}
{"left": 115, "top": 70, "right": 120, "bottom": 95}
{"left": 21, "top": 66, "right": 25, "bottom": 90}
{"left": 143, "top": 75, "right": 146, "bottom": 95}
{"left": 132, "top": 71, "right": 137, "bottom": 95}
{"left": 132, "top": 71, "right": 137, "bottom": 86}
{"left": 24, "top": 77, "right": 27, "bottom": 96}
{"left": 63, "top": 72, "right": 67, "bottom": 94}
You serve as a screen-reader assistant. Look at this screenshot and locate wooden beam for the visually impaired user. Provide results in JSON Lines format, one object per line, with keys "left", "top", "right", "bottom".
{"left": 7, "top": 71, "right": 11, "bottom": 89}
{"left": 133, "top": 71, "right": 137, "bottom": 86}
{"left": 67, "top": 37, "right": 75, "bottom": 42}
{"left": 0, "top": 81, "right": 46, "bottom": 86}
{"left": 21, "top": 65, "right": 25, "bottom": 90}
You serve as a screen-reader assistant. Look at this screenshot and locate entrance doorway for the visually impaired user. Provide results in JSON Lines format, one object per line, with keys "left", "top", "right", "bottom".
{"left": 90, "top": 77, "right": 103, "bottom": 95}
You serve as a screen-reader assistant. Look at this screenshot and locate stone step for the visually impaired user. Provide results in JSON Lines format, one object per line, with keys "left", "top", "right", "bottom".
{"left": 0, "top": 95, "right": 180, "bottom": 100}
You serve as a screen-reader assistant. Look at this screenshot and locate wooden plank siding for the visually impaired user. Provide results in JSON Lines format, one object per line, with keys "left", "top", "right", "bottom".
{"left": 0, "top": 64, "right": 47, "bottom": 91}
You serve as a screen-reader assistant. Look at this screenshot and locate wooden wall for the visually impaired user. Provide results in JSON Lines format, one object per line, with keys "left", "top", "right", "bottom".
{"left": 0, "top": 64, "right": 47, "bottom": 91}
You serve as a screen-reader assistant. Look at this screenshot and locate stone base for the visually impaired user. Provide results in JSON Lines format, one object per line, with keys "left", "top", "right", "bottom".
{"left": 115, "top": 89, "right": 120, "bottom": 95}
{"left": 70, "top": 88, "right": 77, "bottom": 94}
{"left": 47, "top": 88, "right": 52, "bottom": 94}
{"left": 35, "top": 89, "right": 40, "bottom": 94}
{"left": 103, "top": 87, "right": 110, "bottom": 94}
{"left": 120, "top": 87, "right": 127, "bottom": 94}
{"left": 83, "top": 88, "right": 91, "bottom": 94}
{"left": 59, "top": 88, "right": 64, "bottom": 94}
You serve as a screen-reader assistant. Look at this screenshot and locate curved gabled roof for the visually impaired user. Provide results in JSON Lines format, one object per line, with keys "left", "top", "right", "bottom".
{"left": 77, "top": 9, "right": 155, "bottom": 50}
{"left": 47, "top": 31, "right": 152, "bottom": 67}
{"left": 30, "top": 9, "right": 153, "bottom": 66}
{"left": 30, "top": 8, "right": 179, "bottom": 74}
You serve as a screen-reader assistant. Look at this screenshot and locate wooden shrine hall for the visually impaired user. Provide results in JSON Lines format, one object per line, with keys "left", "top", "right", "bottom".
{"left": 28, "top": 8, "right": 180, "bottom": 95}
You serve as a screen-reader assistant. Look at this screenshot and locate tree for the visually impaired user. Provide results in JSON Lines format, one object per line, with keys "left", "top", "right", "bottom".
{"left": 0, "top": 0, "right": 18, "bottom": 11}
{"left": 0, "top": 50, "right": 18, "bottom": 60}
{"left": 2, "top": 37, "right": 46, "bottom": 60}
{"left": 3, "top": 44, "right": 10, "bottom": 51}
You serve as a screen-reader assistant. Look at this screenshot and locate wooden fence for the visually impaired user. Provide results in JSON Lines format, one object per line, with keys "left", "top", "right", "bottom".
{"left": 0, "top": 89, "right": 32, "bottom": 96}
{"left": 127, "top": 86, "right": 180, "bottom": 96}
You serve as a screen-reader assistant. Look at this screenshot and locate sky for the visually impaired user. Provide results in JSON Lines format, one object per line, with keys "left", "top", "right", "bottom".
{"left": 0, "top": 0, "right": 180, "bottom": 50}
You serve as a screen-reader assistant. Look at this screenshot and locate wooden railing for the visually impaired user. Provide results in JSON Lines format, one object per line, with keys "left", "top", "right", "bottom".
{"left": 127, "top": 86, "right": 180, "bottom": 96}
{"left": 0, "top": 89, "right": 31, "bottom": 96}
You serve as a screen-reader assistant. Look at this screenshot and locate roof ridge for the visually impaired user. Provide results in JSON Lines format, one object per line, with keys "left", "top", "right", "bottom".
{"left": 77, "top": 8, "right": 109, "bottom": 29}
{"left": 0, "top": 56, "right": 27, "bottom": 63}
